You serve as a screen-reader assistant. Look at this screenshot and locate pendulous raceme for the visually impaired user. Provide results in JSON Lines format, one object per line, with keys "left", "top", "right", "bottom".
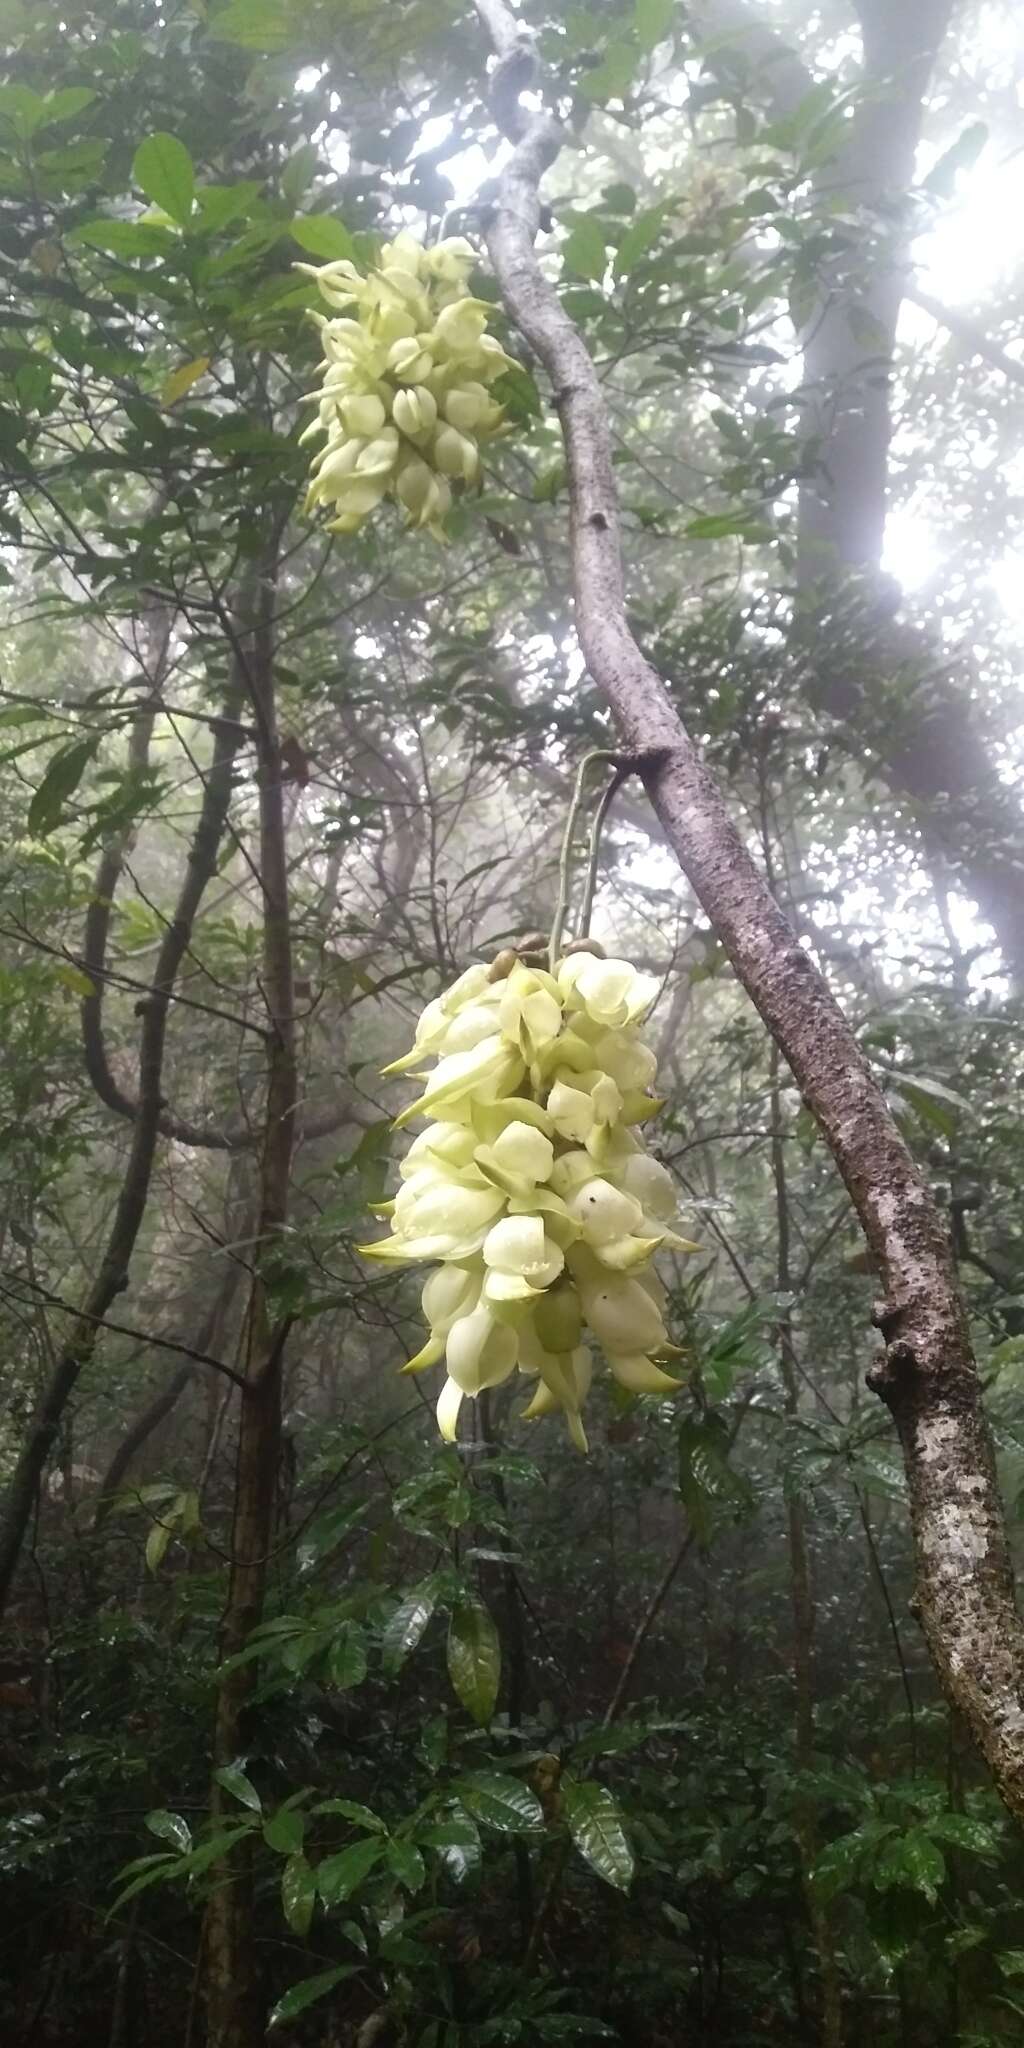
{"left": 360, "top": 949, "right": 696, "bottom": 1450}
{"left": 298, "top": 232, "right": 515, "bottom": 541}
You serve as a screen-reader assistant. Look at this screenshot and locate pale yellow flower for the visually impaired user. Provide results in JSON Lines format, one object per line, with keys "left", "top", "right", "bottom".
{"left": 364, "top": 945, "right": 694, "bottom": 1449}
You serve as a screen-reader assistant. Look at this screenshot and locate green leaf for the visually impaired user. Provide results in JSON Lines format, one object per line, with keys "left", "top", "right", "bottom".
{"left": 874, "top": 1829, "right": 946, "bottom": 1904}
{"left": 268, "top": 1966, "right": 356, "bottom": 2029}
{"left": 381, "top": 1586, "right": 436, "bottom": 1673}
{"left": 28, "top": 737, "right": 98, "bottom": 836}
{"left": 161, "top": 356, "right": 210, "bottom": 405}
{"left": 73, "top": 218, "right": 176, "bottom": 259}
{"left": 327, "top": 1623, "right": 368, "bottom": 1690}
{"left": 634, "top": 0, "right": 675, "bottom": 52}
{"left": 44, "top": 88, "right": 97, "bottom": 125}
{"left": 313, "top": 1799, "right": 387, "bottom": 1834}
{"left": 0, "top": 84, "right": 46, "bottom": 140}
{"left": 896, "top": 1072, "right": 973, "bottom": 1123}
{"left": 562, "top": 1779, "right": 634, "bottom": 1891}
{"left": 562, "top": 216, "right": 607, "bottom": 283}
{"left": 684, "top": 512, "right": 774, "bottom": 542}
{"left": 132, "top": 133, "right": 194, "bottom": 226}
{"left": 109, "top": 1851, "right": 178, "bottom": 1911}
{"left": 613, "top": 203, "right": 667, "bottom": 277}
{"left": 677, "top": 1412, "right": 753, "bottom": 1545}
{"left": 193, "top": 181, "right": 260, "bottom": 233}
{"left": 579, "top": 41, "right": 637, "bottom": 103}
{"left": 289, "top": 214, "right": 356, "bottom": 262}
{"left": 927, "top": 1813, "right": 997, "bottom": 1858}
{"left": 208, "top": 0, "right": 295, "bottom": 51}
{"left": 264, "top": 1808, "right": 306, "bottom": 1855}
{"left": 215, "top": 1764, "right": 262, "bottom": 1813}
{"left": 447, "top": 1597, "right": 500, "bottom": 1727}
{"left": 296, "top": 1500, "right": 366, "bottom": 1570}
{"left": 317, "top": 1837, "right": 384, "bottom": 1905}
{"left": 420, "top": 1809, "right": 482, "bottom": 1884}
{"left": 386, "top": 1838, "right": 426, "bottom": 1891}
{"left": 812, "top": 1827, "right": 880, "bottom": 1901}
{"left": 0, "top": 705, "right": 49, "bottom": 728}
{"left": 281, "top": 1852, "right": 317, "bottom": 1935}
{"left": 145, "top": 1809, "right": 191, "bottom": 1853}
{"left": 145, "top": 1518, "right": 172, "bottom": 1573}
{"left": 173, "top": 1823, "right": 255, "bottom": 1879}
{"left": 453, "top": 1773, "right": 545, "bottom": 1835}
{"left": 923, "top": 121, "right": 988, "bottom": 199}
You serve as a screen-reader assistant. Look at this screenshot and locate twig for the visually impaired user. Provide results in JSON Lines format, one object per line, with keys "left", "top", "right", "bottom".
{"left": 1, "top": 1277, "right": 248, "bottom": 1389}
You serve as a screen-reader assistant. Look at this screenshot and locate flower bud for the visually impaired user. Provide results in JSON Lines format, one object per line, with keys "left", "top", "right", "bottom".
{"left": 356, "top": 429, "right": 400, "bottom": 475}
{"left": 433, "top": 299, "right": 488, "bottom": 352}
{"left": 340, "top": 392, "right": 387, "bottom": 436}
{"left": 392, "top": 385, "right": 438, "bottom": 437}
{"left": 534, "top": 1279, "right": 583, "bottom": 1353}
{"left": 432, "top": 424, "right": 480, "bottom": 481}
{"left": 443, "top": 381, "right": 489, "bottom": 430}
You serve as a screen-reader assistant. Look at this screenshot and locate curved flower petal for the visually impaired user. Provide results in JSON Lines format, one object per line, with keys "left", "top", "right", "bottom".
{"left": 608, "top": 1354, "right": 684, "bottom": 1394}
{"left": 482, "top": 1215, "right": 564, "bottom": 1291}
{"left": 446, "top": 1304, "right": 519, "bottom": 1394}
{"left": 567, "top": 1177, "right": 645, "bottom": 1246}
{"left": 401, "top": 1333, "right": 445, "bottom": 1374}
{"left": 558, "top": 953, "right": 659, "bottom": 1026}
{"left": 393, "top": 1034, "right": 524, "bottom": 1129}
{"left": 580, "top": 1275, "right": 668, "bottom": 1356}
{"left": 437, "top": 1376, "right": 465, "bottom": 1442}
{"left": 616, "top": 1151, "right": 678, "bottom": 1221}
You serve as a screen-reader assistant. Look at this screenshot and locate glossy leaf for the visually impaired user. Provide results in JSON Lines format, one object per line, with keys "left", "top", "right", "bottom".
{"left": 214, "top": 1764, "right": 262, "bottom": 1814}
{"left": 874, "top": 1830, "right": 946, "bottom": 1903}
{"left": 386, "top": 1838, "right": 426, "bottom": 1891}
{"left": 144, "top": 1518, "right": 172, "bottom": 1573}
{"left": 326, "top": 1623, "right": 368, "bottom": 1690}
{"left": 264, "top": 1808, "right": 306, "bottom": 1855}
{"left": 420, "top": 1809, "right": 482, "bottom": 1885}
{"left": 562, "top": 1779, "right": 634, "bottom": 1891}
{"left": 313, "top": 1798, "right": 387, "bottom": 1834}
{"left": 453, "top": 1773, "right": 545, "bottom": 1835}
{"left": 316, "top": 1837, "right": 384, "bottom": 1905}
{"left": 145, "top": 1809, "right": 191, "bottom": 1853}
{"left": 268, "top": 1966, "right": 356, "bottom": 2029}
{"left": 446, "top": 1597, "right": 500, "bottom": 1726}
{"left": 381, "top": 1586, "right": 436, "bottom": 1673}
{"left": 281, "top": 1852, "right": 317, "bottom": 1935}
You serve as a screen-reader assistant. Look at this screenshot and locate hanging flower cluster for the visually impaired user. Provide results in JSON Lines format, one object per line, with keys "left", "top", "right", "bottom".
{"left": 360, "top": 948, "right": 695, "bottom": 1452}
{"left": 297, "top": 232, "right": 515, "bottom": 541}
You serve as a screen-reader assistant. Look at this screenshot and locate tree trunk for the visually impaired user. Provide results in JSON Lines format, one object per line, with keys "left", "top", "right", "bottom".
{"left": 692, "top": 0, "right": 1024, "bottom": 977}
{"left": 475, "top": 0, "right": 1024, "bottom": 1819}
{"left": 770, "top": 1051, "right": 843, "bottom": 2048}
{"left": 202, "top": 538, "right": 298, "bottom": 2048}
{"left": 0, "top": 698, "right": 246, "bottom": 1616}
{"left": 93, "top": 1257, "right": 245, "bottom": 1524}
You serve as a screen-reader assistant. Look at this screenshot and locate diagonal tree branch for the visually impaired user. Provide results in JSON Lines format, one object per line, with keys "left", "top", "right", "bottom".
{"left": 473, "top": 0, "right": 1024, "bottom": 1819}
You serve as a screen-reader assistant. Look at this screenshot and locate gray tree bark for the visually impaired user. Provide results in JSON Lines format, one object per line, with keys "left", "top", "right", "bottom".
{"left": 473, "top": 0, "right": 1024, "bottom": 1821}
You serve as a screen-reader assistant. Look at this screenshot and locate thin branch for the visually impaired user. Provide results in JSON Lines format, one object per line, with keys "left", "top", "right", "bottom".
{"left": 1, "top": 1277, "right": 247, "bottom": 1390}
{"left": 473, "top": 0, "right": 1024, "bottom": 1818}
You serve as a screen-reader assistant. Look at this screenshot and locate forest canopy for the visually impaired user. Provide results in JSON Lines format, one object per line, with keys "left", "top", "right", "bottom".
{"left": 2, "top": 1, "right": 1024, "bottom": 2044}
